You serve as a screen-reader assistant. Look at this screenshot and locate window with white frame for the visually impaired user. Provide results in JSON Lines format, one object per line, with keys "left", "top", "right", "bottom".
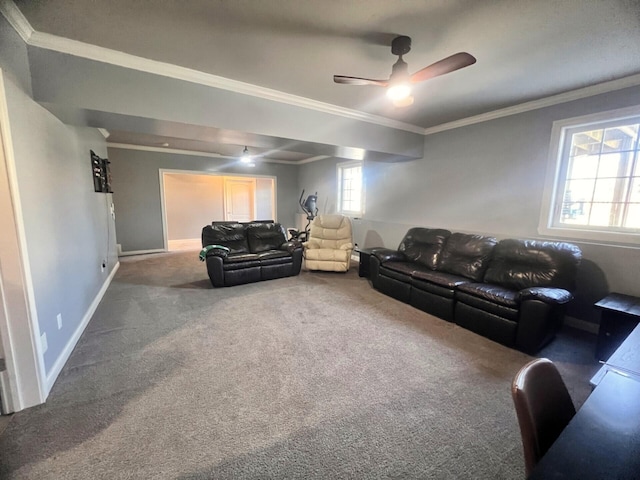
{"left": 540, "top": 106, "right": 640, "bottom": 245}
{"left": 337, "top": 161, "right": 363, "bottom": 215}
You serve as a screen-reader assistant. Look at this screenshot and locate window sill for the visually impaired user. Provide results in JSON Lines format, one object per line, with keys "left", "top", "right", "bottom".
{"left": 537, "top": 224, "right": 640, "bottom": 248}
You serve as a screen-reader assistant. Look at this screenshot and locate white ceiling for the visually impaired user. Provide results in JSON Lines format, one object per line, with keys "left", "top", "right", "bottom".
{"left": 11, "top": 0, "right": 640, "bottom": 157}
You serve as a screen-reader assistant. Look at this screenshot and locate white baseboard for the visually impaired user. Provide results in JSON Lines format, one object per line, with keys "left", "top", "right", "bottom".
{"left": 118, "top": 248, "right": 165, "bottom": 257}
{"left": 0, "top": 370, "right": 13, "bottom": 414}
{"left": 44, "top": 262, "right": 120, "bottom": 394}
{"left": 564, "top": 315, "right": 599, "bottom": 335}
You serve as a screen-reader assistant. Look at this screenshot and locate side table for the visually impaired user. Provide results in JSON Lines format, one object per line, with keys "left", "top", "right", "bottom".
{"left": 595, "top": 293, "right": 640, "bottom": 361}
{"left": 357, "top": 248, "right": 377, "bottom": 278}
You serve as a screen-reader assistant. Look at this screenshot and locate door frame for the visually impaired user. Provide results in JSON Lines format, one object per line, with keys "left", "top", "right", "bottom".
{"left": 158, "top": 169, "right": 277, "bottom": 251}
{"left": 0, "top": 71, "right": 47, "bottom": 412}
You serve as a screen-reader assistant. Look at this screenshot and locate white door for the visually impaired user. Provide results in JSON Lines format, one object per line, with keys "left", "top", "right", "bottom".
{"left": 224, "top": 178, "right": 255, "bottom": 222}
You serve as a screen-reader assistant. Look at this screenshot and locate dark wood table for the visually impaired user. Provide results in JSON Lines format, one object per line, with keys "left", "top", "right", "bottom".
{"left": 357, "top": 248, "right": 378, "bottom": 278}
{"left": 594, "top": 293, "right": 640, "bottom": 361}
{"left": 591, "top": 322, "right": 640, "bottom": 387}
{"left": 529, "top": 369, "right": 640, "bottom": 479}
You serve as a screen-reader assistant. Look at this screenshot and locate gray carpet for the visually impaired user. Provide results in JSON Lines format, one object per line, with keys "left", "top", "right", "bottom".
{"left": 0, "top": 252, "right": 599, "bottom": 479}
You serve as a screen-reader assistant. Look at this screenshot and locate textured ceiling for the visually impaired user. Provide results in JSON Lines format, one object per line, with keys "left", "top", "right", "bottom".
{"left": 11, "top": 0, "right": 640, "bottom": 154}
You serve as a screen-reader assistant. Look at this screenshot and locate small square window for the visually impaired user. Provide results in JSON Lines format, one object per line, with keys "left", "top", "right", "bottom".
{"left": 337, "top": 161, "right": 363, "bottom": 215}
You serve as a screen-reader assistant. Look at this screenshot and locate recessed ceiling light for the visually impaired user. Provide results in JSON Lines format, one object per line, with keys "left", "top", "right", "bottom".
{"left": 240, "top": 146, "right": 253, "bottom": 164}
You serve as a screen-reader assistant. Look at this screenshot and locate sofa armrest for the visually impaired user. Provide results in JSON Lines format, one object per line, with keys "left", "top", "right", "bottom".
{"left": 373, "top": 248, "right": 406, "bottom": 264}
{"left": 199, "top": 244, "right": 230, "bottom": 261}
{"left": 302, "top": 240, "right": 320, "bottom": 249}
{"left": 517, "top": 295, "right": 569, "bottom": 353}
{"left": 205, "top": 256, "right": 225, "bottom": 287}
{"left": 519, "top": 287, "right": 573, "bottom": 305}
{"left": 280, "top": 241, "right": 303, "bottom": 254}
{"left": 339, "top": 243, "right": 354, "bottom": 250}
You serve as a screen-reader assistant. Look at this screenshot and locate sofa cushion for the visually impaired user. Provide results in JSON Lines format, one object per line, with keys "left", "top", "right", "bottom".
{"left": 379, "top": 263, "right": 413, "bottom": 282}
{"left": 456, "top": 291, "right": 519, "bottom": 321}
{"left": 411, "top": 269, "right": 472, "bottom": 289}
{"left": 246, "top": 223, "right": 287, "bottom": 253}
{"left": 202, "top": 223, "right": 250, "bottom": 253}
{"left": 398, "top": 228, "right": 451, "bottom": 270}
{"left": 457, "top": 283, "right": 519, "bottom": 308}
{"left": 258, "top": 250, "right": 293, "bottom": 266}
{"left": 457, "top": 283, "right": 520, "bottom": 320}
{"left": 410, "top": 277, "right": 457, "bottom": 299}
{"left": 382, "top": 261, "right": 418, "bottom": 277}
{"left": 484, "top": 239, "right": 582, "bottom": 291}
{"left": 438, "top": 233, "right": 497, "bottom": 281}
{"left": 222, "top": 253, "right": 261, "bottom": 270}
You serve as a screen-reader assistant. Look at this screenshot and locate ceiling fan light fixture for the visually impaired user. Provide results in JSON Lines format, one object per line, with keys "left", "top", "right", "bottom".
{"left": 334, "top": 36, "right": 476, "bottom": 107}
{"left": 386, "top": 82, "right": 412, "bottom": 101}
{"left": 393, "top": 95, "right": 414, "bottom": 108}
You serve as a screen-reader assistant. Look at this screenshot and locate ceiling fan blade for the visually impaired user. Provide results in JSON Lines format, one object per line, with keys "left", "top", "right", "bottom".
{"left": 409, "top": 52, "right": 476, "bottom": 83}
{"left": 333, "top": 75, "right": 389, "bottom": 87}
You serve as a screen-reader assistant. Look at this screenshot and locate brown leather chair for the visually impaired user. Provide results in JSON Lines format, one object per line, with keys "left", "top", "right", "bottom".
{"left": 511, "top": 358, "right": 576, "bottom": 476}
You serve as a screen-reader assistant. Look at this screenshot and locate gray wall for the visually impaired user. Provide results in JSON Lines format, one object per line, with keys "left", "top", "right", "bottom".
{"left": 352, "top": 86, "right": 640, "bottom": 325}
{"left": 108, "top": 148, "right": 298, "bottom": 252}
{"left": 298, "top": 157, "right": 342, "bottom": 216}
{"left": 1, "top": 13, "right": 116, "bottom": 375}
{"left": 255, "top": 177, "right": 275, "bottom": 220}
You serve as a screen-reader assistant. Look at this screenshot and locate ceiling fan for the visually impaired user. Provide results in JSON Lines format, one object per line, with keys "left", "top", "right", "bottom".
{"left": 333, "top": 36, "right": 476, "bottom": 107}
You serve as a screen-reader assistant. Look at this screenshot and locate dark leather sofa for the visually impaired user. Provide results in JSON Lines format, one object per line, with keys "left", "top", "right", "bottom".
{"left": 201, "top": 221, "right": 303, "bottom": 287}
{"left": 370, "top": 228, "right": 582, "bottom": 353}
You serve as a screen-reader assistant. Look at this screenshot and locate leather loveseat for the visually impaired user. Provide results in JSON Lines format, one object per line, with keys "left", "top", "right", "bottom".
{"left": 201, "top": 221, "right": 303, "bottom": 287}
{"left": 370, "top": 228, "right": 582, "bottom": 353}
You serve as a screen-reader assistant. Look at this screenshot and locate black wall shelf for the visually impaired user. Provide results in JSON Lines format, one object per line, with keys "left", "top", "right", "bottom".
{"left": 90, "top": 150, "right": 113, "bottom": 193}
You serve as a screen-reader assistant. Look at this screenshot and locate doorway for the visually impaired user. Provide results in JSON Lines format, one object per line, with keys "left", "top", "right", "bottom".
{"left": 159, "top": 170, "right": 276, "bottom": 252}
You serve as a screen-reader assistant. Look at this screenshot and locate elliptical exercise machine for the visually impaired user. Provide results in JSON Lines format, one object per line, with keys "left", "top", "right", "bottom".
{"left": 288, "top": 190, "right": 317, "bottom": 242}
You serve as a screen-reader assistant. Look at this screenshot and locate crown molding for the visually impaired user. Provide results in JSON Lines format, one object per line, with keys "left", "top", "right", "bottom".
{"left": 0, "top": 0, "right": 421, "bottom": 134}
{"left": 423, "top": 72, "right": 640, "bottom": 135}
{"left": 108, "top": 143, "right": 229, "bottom": 159}
{"left": 106, "top": 142, "right": 305, "bottom": 165}
{"left": 0, "top": 0, "right": 34, "bottom": 42}
{"left": 2, "top": 22, "right": 422, "bottom": 135}
{"left": 298, "top": 155, "right": 332, "bottom": 164}
{"left": 6, "top": 0, "right": 640, "bottom": 140}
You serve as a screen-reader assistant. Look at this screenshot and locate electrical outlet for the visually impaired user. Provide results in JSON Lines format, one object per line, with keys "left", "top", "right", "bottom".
{"left": 41, "top": 332, "right": 48, "bottom": 354}
{"left": 57, "top": 313, "right": 62, "bottom": 330}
